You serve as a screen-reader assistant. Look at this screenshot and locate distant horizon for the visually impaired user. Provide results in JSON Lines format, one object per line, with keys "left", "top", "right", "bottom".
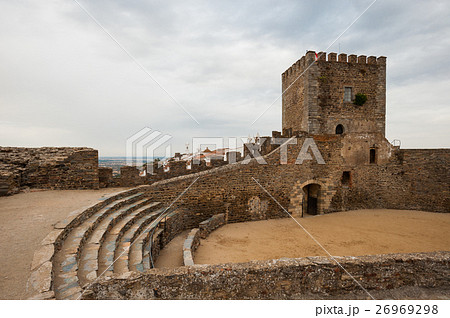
{"left": 97, "top": 144, "right": 450, "bottom": 158}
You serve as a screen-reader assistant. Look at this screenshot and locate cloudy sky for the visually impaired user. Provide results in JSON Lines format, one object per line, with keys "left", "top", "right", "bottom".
{"left": 1, "top": 0, "right": 449, "bottom": 156}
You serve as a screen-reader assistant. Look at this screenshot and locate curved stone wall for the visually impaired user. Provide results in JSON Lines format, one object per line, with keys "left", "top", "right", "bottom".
{"left": 183, "top": 229, "right": 200, "bottom": 266}
{"left": 138, "top": 136, "right": 449, "bottom": 233}
{"left": 183, "top": 213, "right": 226, "bottom": 266}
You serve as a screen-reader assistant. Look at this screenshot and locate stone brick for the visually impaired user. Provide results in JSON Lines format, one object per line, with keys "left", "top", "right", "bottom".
{"left": 338, "top": 53, "right": 347, "bottom": 62}
{"left": 98, "top": 167, "right": 113, "bottom": 188}
{"left": 282, "top": 51, "right": 386, "bottom": 136}
{"left": 82, "top": 252, "right": 450, "bottom": 300}
{"left": 0, "top": 147, "right": 99, "bottom": 195}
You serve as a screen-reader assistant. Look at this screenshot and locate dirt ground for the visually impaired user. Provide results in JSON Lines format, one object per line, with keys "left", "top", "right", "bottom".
{"left": 0, "top": 188, "right": 127, "bottom": 300}
{"left": 154, "top": 230, "right": 191, "bottom": 268}
{"left": 194, "top": 209, "right": 450, "bottom": 265}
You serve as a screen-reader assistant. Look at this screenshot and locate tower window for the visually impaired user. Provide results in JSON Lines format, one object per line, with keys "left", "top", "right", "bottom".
{"left": 344, "top": 87, "right": 352, "bottom": 102}
{"left": 370, "top": 148, "right": 377, "bottom": 164}
{"left": 335, "top": 124, "right": 344, "bottom": 135}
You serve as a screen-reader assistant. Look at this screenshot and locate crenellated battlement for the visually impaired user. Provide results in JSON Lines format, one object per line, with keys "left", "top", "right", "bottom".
{"left": 282, "top": 50, "right": 386, "bottom": 81}
{"left": 282, "top": 50, "right": 387, "bottom": 137}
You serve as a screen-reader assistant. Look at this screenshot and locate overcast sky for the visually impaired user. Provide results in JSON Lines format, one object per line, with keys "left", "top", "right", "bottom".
{"left": 1, "top": 0, "right": 449, "bottom": 156}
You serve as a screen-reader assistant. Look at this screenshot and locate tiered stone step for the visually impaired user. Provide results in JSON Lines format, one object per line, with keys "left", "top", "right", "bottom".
{"left": 142, "top": 228, "right": 163, "bottom": 270}
{"left": 97, "top": 206, "right": 165, "bottom": 276}
{"left": 44, "top": 188, "right": 190, "bottom": 300}
{"left": 77, "top": 199, "right": 161, "bottom": 287}
{"left": 100, "top": 207, "right": 164, "bottom": 275}
{"left": 117, "top": 211, "right": 167, "bottom": 273}
{"left": 52, "top": 192, "right": 146, "bottom": 300}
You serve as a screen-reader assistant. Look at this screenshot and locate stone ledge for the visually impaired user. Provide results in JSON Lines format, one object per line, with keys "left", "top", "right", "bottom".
{"left": 199, "top": 213, "right": 225, "bottom": 239}
{"left": 28, "top": 291, "right": 55, "bottom": 300}
{"left": 182, "top": 214, "right": 226, "bottom": 266}
{"left": 41, "top": 228, "right": 64, "bottom": 245}
{"left": 183, "top": 228, "right": 200, "bottom": 266}
{"left": 31, "top": 245, "right": 54, "bottom": 271}
{"left": 27, "top": 261, "right": 52, "bottom": 294}
{"left": 83, "top": 251, "right": 450, "bottom": 300}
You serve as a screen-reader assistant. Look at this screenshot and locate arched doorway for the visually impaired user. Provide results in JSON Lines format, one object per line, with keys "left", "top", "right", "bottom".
{"left": 335, "top": 124, "right": 344, "bottom": 135}
{"left": 288, "top": 180, "right": 325, "bottom": 217}
{"left": 302, "top": 184, "right": 321, "bottom": 215}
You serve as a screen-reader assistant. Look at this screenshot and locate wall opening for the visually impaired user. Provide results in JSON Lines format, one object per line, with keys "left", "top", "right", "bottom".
{"left": 344, "top": 87, "right": 353, "bottom": 102}
{"left": 335, "top": 124, "right": 344, "bottom": 135}
{"left": 302, "top": 184, "right": 320, "bottom": 216}
{"left": 370, "top": 148, "right": 377, "bottom": 164}
{"left": 341, "top": 171, "right": 351, "bottom": 187}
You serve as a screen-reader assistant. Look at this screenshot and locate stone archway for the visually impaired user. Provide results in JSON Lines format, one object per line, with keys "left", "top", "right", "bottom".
{"left": 302, "top": 184, "right": 320, "bottom": 215}
{"left": 335, "top": 124, "right": 344, "bottom": 134}
{"left": 288, "top": 180, "right": 325, "bottom": 217}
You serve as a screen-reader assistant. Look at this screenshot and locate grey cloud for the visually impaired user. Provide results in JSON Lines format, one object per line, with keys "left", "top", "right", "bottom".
{"left": 1, "top": 0, "right": 449, "bottom": 156}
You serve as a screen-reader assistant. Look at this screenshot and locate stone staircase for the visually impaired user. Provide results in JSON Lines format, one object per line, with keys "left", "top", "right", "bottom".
{"left": 28, "top": 187, "right": 183, "bottom": 300}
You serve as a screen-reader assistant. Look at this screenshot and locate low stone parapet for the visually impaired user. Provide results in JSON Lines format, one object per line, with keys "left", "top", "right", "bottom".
{"left": 82, "top": 251, "right": 450, "bottom": 300}
{"left": 0, "top": 170, "right": 20, "bottom": 196}
{"left": 183, "top": 228, "right": 200, "bottom": 266}
{"left": 98, "top": 167, "right": 113, "bottom": 188}
{"left": 199, "top": 213, "right": 225, "bottom": 239}
{"left": 183, "top": 213, "right": 226, "bottom": 266}
{"left": 0, "top": 147, "right": 99, "bottom": 195}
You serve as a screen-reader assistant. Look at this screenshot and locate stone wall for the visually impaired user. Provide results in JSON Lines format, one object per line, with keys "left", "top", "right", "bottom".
{"left": 282, "top": 55, "right": 307, "bottom": 135}
{"left": 282, "top": 51, "right": 386, "bottom": 136}
{"left": 119, "top": 166, "right": 145, "bottom": 187}
{"left": 98, "top": 167, "right": 113, "bottom": 188}
{"left": 142, "top": 161, "right": 287, "bottom": 224}
{"left": 133, "top": 134, "right": 449, "bottom": 225}
{"left": 145, "top": 208, "right": 200, "bottom": 269}
{"left": 0, "top": 170, "right": 20, "bottom": 197}
{"left": 99, "top": 159, "right": 231, "bottom": 188}
{"left": 0, "top": 147, "right": 99, "bottom": 195}
{"left": 147, "top": 158, "right": 230, "bottom": 182}
{"left": 182, "top": 228, "right": 200, "bottom": 266}
{"left": 331, "top": 148, "right": 450, "bottom": 213}
{"left": 199, "top": 213, "right": 226, "bottom": 238}
{"left": 82, "top": 251, "right": 450, "bottom": 300}
{"left": 182, "top": 213, "right": 226, "bottom": 266}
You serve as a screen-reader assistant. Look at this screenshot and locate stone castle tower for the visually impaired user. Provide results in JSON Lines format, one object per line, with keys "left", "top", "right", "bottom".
{"left": 282, "top": 51, "right": 386, "bottom": 136}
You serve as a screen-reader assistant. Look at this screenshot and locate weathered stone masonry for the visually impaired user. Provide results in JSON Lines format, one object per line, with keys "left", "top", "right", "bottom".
{"left": 82, "top": 251, "right": 450, "bottom": 300}
{"left": 98, "top": 158, "right": 231, "bottom": 188}
{"left": 0, "top": 147, "right": 99, "bottom": 195}
{"left": 136, "top": 133, "right": 448, "bottom": 227}
{"left": 183, "top": 213, "right": 226, "bottom": 266}
{"left": 282, "top": 51, "right": 386, "bottom": 136}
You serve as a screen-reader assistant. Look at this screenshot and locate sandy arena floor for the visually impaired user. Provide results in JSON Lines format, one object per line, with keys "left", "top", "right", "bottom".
{"left": 194, "top": 209, "right": 450, "bottom": 265}
{"left": 154, "top": 230, "right": 190, "bottom": 268}
{"left": 0, "top": 188, "right": 127, "bottom": 299}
